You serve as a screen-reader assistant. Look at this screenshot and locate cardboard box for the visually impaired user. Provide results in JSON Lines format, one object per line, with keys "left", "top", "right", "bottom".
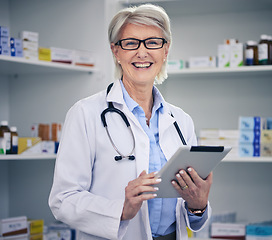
{"left": 0, "top": 216, "right": 28, "bottom": 237}
{"left": 211, "top": 222, "right": 246, "bottom": 240}
{"left": 239, "top": 117, "right": 266, "bottom": 131}
{"left": 218, "top": 44, "right": 231, "bottom": 67}
{"left": 73, "top": 50, "right": 95, "bottom": 67}
{"left": 10, "top": 38, "right": 22, "bottom": 49}
{"left": 0, "top": 26, "right": 10, "bottom": 37}
{"left": 20, "top": 31, "right": 39, "bottom": 43}
{"left": 167, "top": 59, "right": 184, "bottom": 70}
{"left": 0, "top": 36, "right": 9, "bottom": 47}
{"left": 0, "top": 45, "right": 10, "bottom": 56}
{"left": 230, "top": 43, "right": 244, "bottom": 67}
{"left": 18, "top": 137, "right": 41, "bottom": 154}
{"left": 38, "top": 47, "right": 51, "bottom": 61}
{"left": 28, "top": 219, "right": 44, "bottom": 236}
{"left": 23, "top": 49, "right": 38, "bottom": 60}
{"left": 239, "top": 143, "right": 260, "bottom": 157}
{"left": 239, "top": 130, "right": 261, "bottom": 144}
{"left": 189, "top": 56, "right": 216, "bottom": 69}
{"left": 261, "top": 143, "right": 272, "bottom": 156}
{"left": 22, "top": 41, "right": 38, "bottom": 51}
{"left": 50, "top": 47, "right": 73, "bottom": 64}
{"left": 261, "top": 130, "right": 272, "bottom": 143}
{"left": 246, "top": 221, "right": 272, "bottom": 240}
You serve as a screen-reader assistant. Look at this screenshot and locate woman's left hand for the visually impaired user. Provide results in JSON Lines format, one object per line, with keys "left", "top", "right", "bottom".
{"left": 171, "top": 167, "right": 213, "bottom": 210}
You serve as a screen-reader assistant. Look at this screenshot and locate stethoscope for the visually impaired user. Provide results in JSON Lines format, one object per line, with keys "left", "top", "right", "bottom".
{"left": 101, "top": 83, "right": 187, "bottom": 161}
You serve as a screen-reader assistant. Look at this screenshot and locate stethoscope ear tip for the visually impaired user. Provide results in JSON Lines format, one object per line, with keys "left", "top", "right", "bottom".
{"left": 115, "top": 156, "right": 123, "bottom": 161}
{"left": 128, "top": 155, "right": 135, "bottom": 160}
{"left": 115, "top": 155, "right": 135, "bottom": 161}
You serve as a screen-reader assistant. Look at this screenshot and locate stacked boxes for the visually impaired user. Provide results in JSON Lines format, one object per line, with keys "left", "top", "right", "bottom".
{"left": 0, "top": 26, "right": 10, "bottom": 56}
{"left": 28, "top": 219, "right": 44, "bottom": 240}
{"left": 239, "top": 116, "right": 272, "bottom": 157}
{"left": 198, "top": 129, "right": 239, "bottom": 157}
{"left": 20, "top": 31, "right": 39, "bottom": 60}
{"left": 0, "top": 216, "right": 28, "bottom": 240}
{"left": 10, "top": 37, "right": 23, "bottom": 57}
{"left": 218, "top": 39, "right": 243, "bottom": 68}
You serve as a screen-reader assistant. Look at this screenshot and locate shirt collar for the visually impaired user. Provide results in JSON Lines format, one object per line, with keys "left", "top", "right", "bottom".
{"left": 120, "top": 79, "right": 165, "bottom": 114}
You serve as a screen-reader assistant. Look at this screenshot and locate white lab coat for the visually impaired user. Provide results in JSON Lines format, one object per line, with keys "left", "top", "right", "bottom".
{"left": 49, "top": 80, "right": 211, "bottom": 240}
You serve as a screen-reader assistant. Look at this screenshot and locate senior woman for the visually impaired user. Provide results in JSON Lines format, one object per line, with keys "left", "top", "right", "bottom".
{"left": 49, "top": 4, "right": 213, "bottom": 240}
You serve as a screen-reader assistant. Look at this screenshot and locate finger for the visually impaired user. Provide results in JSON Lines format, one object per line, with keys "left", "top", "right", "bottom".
{"left": 175, "top": 171, "right": 187, "bottom": 188}
{"left": 186, "top": 167, "right": 203, "bottom": 186}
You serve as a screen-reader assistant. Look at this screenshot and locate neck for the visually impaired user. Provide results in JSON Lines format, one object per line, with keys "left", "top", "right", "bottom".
{"left": 122, "top": 79, "right": 154, "bottom": 121}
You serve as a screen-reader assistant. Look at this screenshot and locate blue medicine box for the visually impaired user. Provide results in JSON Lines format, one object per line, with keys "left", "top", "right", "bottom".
{"left": 239, "top": 130, "right": 260, "bottom": 143}
{"left": 239, "top": 143, "right": 260, "bottom": 157}
{"left": 0, "top": 45, "right": 10, "bottom": 56}
{"left": 0, "top": 36, "right": 9, "bottom": 47}
{"left": 239, "top": 116, "right": 265, "bottom": 130}
{"left": 0, "top": 26, "right": 10, "bottom": 37}
{"left": 10, "top": 37, "right": 22, "bottom": 49}
{"left": 246, "top": 222, "right": 272, "bottom": 238}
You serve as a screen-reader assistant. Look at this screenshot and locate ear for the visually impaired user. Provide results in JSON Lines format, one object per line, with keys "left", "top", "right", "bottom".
{"left": 164, "top": 42, "right": 170, "bottom": 59}
{"left": 111, "top": 43, "right": 119, "bottom": 60}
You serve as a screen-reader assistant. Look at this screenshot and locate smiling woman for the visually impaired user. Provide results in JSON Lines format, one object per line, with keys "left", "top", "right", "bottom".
{"left": 49, "top": 4, "right": 213, "bottom": 240}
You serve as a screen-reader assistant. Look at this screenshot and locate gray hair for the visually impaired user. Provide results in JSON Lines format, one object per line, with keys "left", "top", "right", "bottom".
{"left": 108, "top": 4, "right": 172, "bottom": 84}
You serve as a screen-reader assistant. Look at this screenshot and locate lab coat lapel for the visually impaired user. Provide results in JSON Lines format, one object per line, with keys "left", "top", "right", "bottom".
{"left": 159, "top": 105, "right": 180, "bottom": 160}
{"left": 106, "top": 80, "right": 150, "bottom": 176}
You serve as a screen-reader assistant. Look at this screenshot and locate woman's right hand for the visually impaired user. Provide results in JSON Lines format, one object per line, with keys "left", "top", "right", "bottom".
{"left": 121, "top": 170, "right": 160, "bottom": 221}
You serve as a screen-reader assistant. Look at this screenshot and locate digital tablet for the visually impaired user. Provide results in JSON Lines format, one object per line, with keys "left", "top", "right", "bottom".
{"left": 152, "top": 146, "right": 231, "bottom": 198}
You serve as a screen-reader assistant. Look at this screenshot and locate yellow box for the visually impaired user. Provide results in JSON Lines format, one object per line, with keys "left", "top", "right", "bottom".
{"left": 18, "top": 137, "right": 41, "bottom": 154}
{"left": 39, "top": 47, "right": 51, "bottom": 61}
{"left": 29, "top": 233, "right": 43, "bottom": 240}
{"left": 261, "top": 130, "right": 272, "bottom": 143}
{"left": 28, "top": 219, "right": 44, "bottom": 235}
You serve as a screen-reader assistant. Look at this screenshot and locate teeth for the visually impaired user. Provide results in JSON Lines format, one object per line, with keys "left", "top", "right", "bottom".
{"left": 134, "top": 63, "right": 151, "bottom": 68}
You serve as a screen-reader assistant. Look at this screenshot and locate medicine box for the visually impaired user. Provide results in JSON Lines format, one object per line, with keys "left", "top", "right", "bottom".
{"left": 0, "top": 36, "right": 9, "bottom": 47}
{"left": 0, "top": 216, "right": 28, "bottom": 237}
{"left": 20, "top": 31, "right": 39, "bottom": 43}
{"left": 189, "top": 56, "right": 216, "bottom": 69}
{"left": 18, "top": 137, "right": 42, "bottom": 154}
{"left": 22, "top": 41, "right": 38, "bottom": 51}
{"left": 10, "top": 38, "right": 22, "bottom": 49}
{"left": 239, "top": 130, "right": 261, "bottom": 144}
{"left": 246, "top": 221, "right": 272, "bottom": 240}
{"left": 0, "top": 26, "right": 10, "bottom": 37}
{"left": 167, "top": 59, "right": 184, "bottom": 71}
{"left": 211, "top": 222, "right": 246, "bottom": 240}
{"left": 0, "top": 45, "right": 10, "bottom": 56}
{"left": 261, "top": 130, "right": 272, "bottom": 142}
{"left": 73, "top": 50, "right": 95, "bottom": 67}
{"left": 50, "top": 47, "right": 73, "bottom": 64}
{"left": 230, "top": 43, "right": 244, "bottom": 67}
{"left": 28, "top": 219, "right": 44, "bottom": 235}
{"left": 23, "top": 49, "right": 38, "bottom": 60}
{"left": 38, "top": 47, "right": 51, "bottom": 61}
{"left": 261, "top": 143, "right": 272, "bottom": 156}
{"left": 239, "top": 143, "right": 260, "bottom": 157}
{"left": 239, "top": 116, "right": 266, "bottom": 131}
{"left": 217, "top": 44, "right": 230, "bottom": 67}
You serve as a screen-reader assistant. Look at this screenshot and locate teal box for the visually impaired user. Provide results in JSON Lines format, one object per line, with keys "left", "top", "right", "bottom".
{"left": 246, "top": 221, "right": 272, "bottom": 237}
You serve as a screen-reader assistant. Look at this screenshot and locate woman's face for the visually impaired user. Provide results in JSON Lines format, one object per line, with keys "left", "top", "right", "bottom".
{"left": 111, "top": 23, "right": 169, "bottom": 87}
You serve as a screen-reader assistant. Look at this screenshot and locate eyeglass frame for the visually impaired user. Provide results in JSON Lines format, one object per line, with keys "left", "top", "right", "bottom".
{"left": 115, "top": 37, "right": 168, "bottom": 50}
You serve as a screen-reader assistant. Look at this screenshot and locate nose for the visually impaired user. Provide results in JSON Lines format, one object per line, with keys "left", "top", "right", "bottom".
{"left": 136, "top": 41, "right": 148, "bottom": 58}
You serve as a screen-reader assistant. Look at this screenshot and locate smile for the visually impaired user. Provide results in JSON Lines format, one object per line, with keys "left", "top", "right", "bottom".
{"left": 132, "top": 62, "right": 153, "bottom": 68}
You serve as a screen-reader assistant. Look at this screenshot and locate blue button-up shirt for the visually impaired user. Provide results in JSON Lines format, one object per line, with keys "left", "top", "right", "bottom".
{"left": 120, "top": 80, "right": 205, "bottom": 237}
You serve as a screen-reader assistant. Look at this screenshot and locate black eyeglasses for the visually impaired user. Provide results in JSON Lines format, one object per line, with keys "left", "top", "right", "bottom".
{"left": 115, "top": 37, "right": 167, "bottom": 50}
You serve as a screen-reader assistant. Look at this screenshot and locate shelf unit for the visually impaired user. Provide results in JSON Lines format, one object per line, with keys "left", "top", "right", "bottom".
{"left": 0, "top": 55, "right": 98, "bottom": 75}
{"left": 0, "top": 154, "right": 272, "bottom": 163}
{"left": 168, "top": 65, "right": 272, "bottom": 75}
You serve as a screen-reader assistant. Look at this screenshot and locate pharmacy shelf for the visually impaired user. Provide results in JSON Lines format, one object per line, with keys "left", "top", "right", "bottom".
{"left": 223, "top": 155, "right": 272, "bottom": 163}
{"left": 0, "top": 154, "right": 56, "bottom": 161}
{"left": 0, "top": 154, "right": 271, "bottom": 162}
{"left": 168, "top": 65, "right": 272, "bottom": 76}
{"left": 0, "top": 55, "right": 98, "bottom": 75}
